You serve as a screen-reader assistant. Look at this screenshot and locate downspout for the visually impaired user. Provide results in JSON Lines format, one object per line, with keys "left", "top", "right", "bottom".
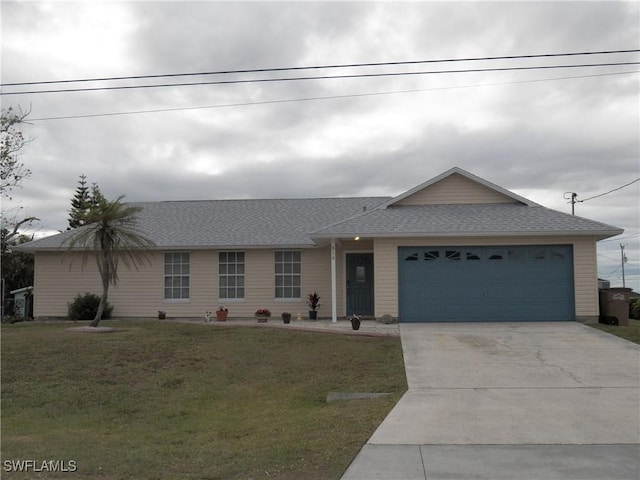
{"left": 331, "top": 238, "right": 337, "bottom": 323}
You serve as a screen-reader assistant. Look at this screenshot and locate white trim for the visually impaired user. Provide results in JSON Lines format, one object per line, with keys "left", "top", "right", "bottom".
{"left": 10, "top": 286, "right": 33, "bottom": 295}
{"left": 331, "top": 239, "right": 337, "bottom": 323}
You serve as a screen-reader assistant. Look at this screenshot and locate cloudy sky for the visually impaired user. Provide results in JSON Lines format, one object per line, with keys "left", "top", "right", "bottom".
{"left": 1, "top": 0, "right": 639, "bottom": 290}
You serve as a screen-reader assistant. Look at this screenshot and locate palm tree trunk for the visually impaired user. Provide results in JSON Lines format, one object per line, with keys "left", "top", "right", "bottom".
{"left": 90, "top": 281, "right": 108, "bottom": 327}
{"left": 91, "top": 254, "right": 110, "bottom": 327}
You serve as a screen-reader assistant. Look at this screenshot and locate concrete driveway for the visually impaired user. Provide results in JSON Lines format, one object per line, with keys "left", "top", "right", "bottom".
{"left": 341, "top": 323, "right": 640, "bottom": 480}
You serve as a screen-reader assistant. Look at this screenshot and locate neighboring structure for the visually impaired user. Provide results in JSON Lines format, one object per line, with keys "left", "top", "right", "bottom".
{"left": 598, "top": 278, "right": 611, "bottom": 290}
{"left": 17, "top": 167, "right": 623, "bottom": 323}
{"left": 9, "top": 286, "right": 34, "bottom": 318}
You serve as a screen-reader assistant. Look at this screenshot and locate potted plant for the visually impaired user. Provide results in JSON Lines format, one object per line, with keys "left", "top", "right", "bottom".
{"left": 350, "top": 314, "right": 361, "bottom": 331}
{"left": 255, "top": 308, "right": 271, "bottom": 323}
{"left": 281, "top": 312, "right": 292, "bottom": 324}
{"left": 306, "top": 292, "right": 320, "bottom": 320}
{"left": 158, "top": 310, "right": 166, "bottom": 320}
{"left": 216, "top": 306, "right": 229, "bottom": 321}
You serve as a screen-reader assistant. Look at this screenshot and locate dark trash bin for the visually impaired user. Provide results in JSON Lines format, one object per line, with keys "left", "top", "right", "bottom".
{"left": 598, "top": 288, "right": 632, "bottom": 326}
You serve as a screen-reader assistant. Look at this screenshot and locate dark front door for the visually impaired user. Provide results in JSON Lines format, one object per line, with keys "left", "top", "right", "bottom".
{"left": 346, "top": 253, "right": 374, "bottom": 316}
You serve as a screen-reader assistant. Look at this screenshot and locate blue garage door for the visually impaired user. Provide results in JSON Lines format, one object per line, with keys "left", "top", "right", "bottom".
{"left": 398, "top": 245, "right": 574, "bottom": 322}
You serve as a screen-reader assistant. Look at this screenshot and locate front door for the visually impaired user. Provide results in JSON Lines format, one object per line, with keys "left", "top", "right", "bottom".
{"left": 346, "top": 253, "right": 374, "bottom": 316}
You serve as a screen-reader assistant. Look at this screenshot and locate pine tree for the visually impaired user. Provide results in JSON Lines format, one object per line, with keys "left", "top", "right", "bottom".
{"left": 67, "top": 174, "right": 92, "bottom": 229}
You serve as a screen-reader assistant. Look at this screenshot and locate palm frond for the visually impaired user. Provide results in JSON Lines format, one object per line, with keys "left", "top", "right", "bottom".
{"left": 62, "top": 196, "right": 156, "bottom": 286}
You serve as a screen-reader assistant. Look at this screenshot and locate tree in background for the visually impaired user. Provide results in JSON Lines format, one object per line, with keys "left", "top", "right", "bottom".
{"left": 1, "top": 106, "right": 38, "bottom": 315}
{"left": 0, "top": 228, "right": 34, "bottom": 315}
{"left": 1, "top": 106, "right": 31, "bottom": 199}
{"left": 63, "top": 195, "right": 155, "bottom": 326}
{"left": 68, "top": 174, "right": 91, "bottom": 229}
{"left": 67, "top": 175, "right": 108, "bottom": 229}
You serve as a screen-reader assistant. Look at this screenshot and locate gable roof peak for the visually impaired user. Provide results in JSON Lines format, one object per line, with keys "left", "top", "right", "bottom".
{"left": 377, "top": 166, "right": 538, "bottom": 209}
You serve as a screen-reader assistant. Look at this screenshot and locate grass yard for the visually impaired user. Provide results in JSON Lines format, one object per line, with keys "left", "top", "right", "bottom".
{"left": 590, "top": 318, "right": 640, "bottom": 345}
{"left": 1, "top": 321, "right": 407, "bottom": 480}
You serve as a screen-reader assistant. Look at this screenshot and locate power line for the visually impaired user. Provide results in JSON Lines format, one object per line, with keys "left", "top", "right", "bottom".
{"left": 4, "top": 48, "right": 637, "bottom": 87}
{"left": 28, "top": 70, "right": 639, "bottom": 122}
{"left": 2, "top": 62, "right": 639, "bottom": 96}
{"left": 578, "top": 178, "right": 640, "bottom": 203}
{"left": 600, "top": 232, "right": 640, "bottom": 243}
{"left": 598, "top": 253, "right": 621, "bottom": 262}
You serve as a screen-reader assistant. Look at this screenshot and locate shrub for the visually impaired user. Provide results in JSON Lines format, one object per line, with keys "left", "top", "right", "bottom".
{"left": 67, "top": 293, "right": 113, "bottom": 320}
{"left": 630, "top": 298, "right": 640, "bottom": 320}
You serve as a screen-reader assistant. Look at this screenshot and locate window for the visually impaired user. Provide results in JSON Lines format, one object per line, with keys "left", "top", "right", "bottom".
{"left": 445, "top": 250, "right": 461, "bottom": 261}
{"left": 466, "top": 251, "right": 481, "bottom": 261}
{"left": 219, "top": 252, "right": 245, "bottom": 299}
{"left": 405, "top": 252, "right": 419, "bottom": 261}
{"left": 275, "top": 251, "right": 301, "bottom": 299}
{"left": 356, "top": 266, "right": 366, "bottom": 283}
{"left": 488, "top": 249, "right": 504, "bottom": 260}
{"left": 164, "top": 252, "right": 190, "bottom": 299}
{"left": 424, "top": 251, "right": 440, "bottom": 261}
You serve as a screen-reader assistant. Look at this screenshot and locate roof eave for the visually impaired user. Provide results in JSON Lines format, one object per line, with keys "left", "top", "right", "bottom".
{"left": 310, "top": 229, "right": 624, "bottom": 240}
{"left": 20, "top": 242, "right": 320, "bottom": 252}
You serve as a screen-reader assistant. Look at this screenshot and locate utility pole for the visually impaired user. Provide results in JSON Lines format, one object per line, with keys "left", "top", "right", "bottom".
{"left": 564, "top": 192, "right": 578, "bottom": 215}
{"left": 620, "top": 244, "right": 627, "bottom": 288}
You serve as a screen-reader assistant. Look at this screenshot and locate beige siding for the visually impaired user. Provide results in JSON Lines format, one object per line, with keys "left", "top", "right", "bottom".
{"left": 34, "top": 251, "right": 161, "bottom": 317}
{"left": 373, "top": 236, "right": 600, "bottom": 320}
{"left": 572, "top": 238, "right": 599, "bottom": 318}
{"left": 33, "top": 237, "right": 599, "bottom": 321}
{"left": 33, "top": 247, "right": 348, "bottom": 319}
{"left": 396, "top": 173, "right": 518, "bottom": 205}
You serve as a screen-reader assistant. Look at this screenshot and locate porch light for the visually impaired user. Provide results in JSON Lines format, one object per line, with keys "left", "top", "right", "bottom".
{"left": 354, "top": 236, "right": 360, "bottom": 241}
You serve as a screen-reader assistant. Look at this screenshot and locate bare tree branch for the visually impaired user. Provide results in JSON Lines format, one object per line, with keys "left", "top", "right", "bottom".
{"left": 1, "top": 106, "right": 33, "bottom": 199}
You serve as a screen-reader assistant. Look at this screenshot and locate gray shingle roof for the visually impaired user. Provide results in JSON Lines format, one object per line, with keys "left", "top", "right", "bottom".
{"left": 18, "top": 169, "right": 624, "bottom": 252}
{"left": 310, "top": 203, "right": 623, "bottom": 238}
{"left": 19, "top": 197, "right": 389, "bottom": 251}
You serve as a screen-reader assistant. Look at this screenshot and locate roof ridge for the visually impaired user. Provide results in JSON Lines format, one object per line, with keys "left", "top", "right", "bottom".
{"left": 126, "top": 196, "right": 392, "bottom": 204}
{"left": 308, "top": 203, "right": 384, "bottom": 234}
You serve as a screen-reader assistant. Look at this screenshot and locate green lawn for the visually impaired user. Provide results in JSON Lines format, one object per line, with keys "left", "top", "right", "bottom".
{"left": 589, "top": 318, "right": 640, "bottom": 345}
{"left": 1, "top": 321, "right": 407, "bottom": 479}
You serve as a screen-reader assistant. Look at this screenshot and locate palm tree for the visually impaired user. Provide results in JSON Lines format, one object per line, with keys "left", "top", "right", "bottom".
{"left": 64, "top": 194, "right": 155, "bottom": 326}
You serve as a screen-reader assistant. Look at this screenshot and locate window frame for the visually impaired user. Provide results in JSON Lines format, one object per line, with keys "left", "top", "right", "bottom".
{"left": 274, "top": 250, "right": 302, "bottom": 300}
{"left": 218, "top": 251, "right": 245, "bottom": 300}
{"left": 164, "top": 251, "right": 190, "bottom": 301}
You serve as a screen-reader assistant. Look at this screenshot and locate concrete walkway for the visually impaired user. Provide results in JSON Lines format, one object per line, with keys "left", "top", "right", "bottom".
{"left": 341, "top": 322, "right": 640, "bottom": 480}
